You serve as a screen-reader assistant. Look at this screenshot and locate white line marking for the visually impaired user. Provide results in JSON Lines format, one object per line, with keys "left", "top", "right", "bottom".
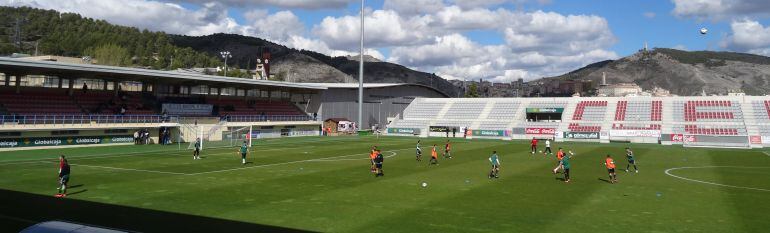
{"left": 315, "top": 151, "right": 397, "bottom": 162}
{"left": 41, "top": 161, "right": 186, "bottom": 175}
{"left": 664, "top": 166, "right": 770, "bottom": 192}
{"left": 762, "top": 151, "right": 770, "bottom": 157}
{"left": 186, "top": 148, "right": 411, "bottom": 176}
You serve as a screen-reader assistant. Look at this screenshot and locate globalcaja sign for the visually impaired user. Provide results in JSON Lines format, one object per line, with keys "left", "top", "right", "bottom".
{"left": 609, "top": 130, "right": 661, "bottom": 138}
{"left": 525, "top": 128, "right": 556, "bottom": 135}
{"left": 526, "top": 108, "right": 564, "bottom": 113}
{"left": 0, "top": 135, "right": 134, "bottom": 148}
{"left": 564, "top": 132, "right": 600, "bottom": 139}
{"left": 471, "top": 130, "right": 510, "bottom": 137}
{"left": 387, "top": 128, "right": 420, "bottom": 134}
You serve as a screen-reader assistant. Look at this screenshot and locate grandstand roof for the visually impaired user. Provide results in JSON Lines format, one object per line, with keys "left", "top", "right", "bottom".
{"left": 0, "top": 57, "right": 326, "bottom": 91}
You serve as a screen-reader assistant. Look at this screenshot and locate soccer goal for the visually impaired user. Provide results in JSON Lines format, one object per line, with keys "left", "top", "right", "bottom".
{"left": 188, "top": 126, "right": 252, "bottom": 150}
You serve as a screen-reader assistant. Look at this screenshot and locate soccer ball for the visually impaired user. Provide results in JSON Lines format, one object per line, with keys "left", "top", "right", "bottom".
{"left": 421, "top": 182, "right": 428, "bottom": 188}
{"left": 699, "top": 28, "right": 708, "bottom": 35}
{"left": 539, "top": 150, "right": 542, "bottom": 153}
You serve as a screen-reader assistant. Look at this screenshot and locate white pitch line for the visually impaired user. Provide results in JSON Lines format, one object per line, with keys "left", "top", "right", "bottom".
{"left": 762, "top": 151, "right": 770, "bottom": 157}
{"left": 41, "top": 161, "right": 186, "bottom": 175}
{"left": 186, "top": 148, "right": 411, "bottom": 176}
{"left": 664, "top": 166, "right": 770, "bottom": 192}
{"left": 315, "top": 151, "right": 398, "bottom": 162}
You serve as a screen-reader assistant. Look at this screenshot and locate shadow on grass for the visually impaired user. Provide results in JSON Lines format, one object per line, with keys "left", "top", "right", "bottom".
{"left": 598, "top": 177, "right": 612, "bottom": 183}
{"left": 0, "top": 189, "right": 315, "bottom": 233}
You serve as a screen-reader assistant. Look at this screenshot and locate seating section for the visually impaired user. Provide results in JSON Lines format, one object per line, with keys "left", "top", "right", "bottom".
{"left": 615, "top": 100, "right": 662, "bottom": 121}
{"left": 444, "top": 102, "right": 485, "bottom": 119}
{"left": 612, "top": 123, "right": 661, "bottom": 130}
{"left": 751, "top": 100, "right": 770, "bottom": 121}
{"left": 207, "top": 97, "right": 304, "bottom": 116}
{"left": 674, "top": 125, "right": 746, "bottom": 135}
{"left": 568, "top": 123, "right": 601, "bottom": 132}
{"left": 402, "top": 101, "right": 446, "bottom": 119}
{"left": 486, "top": 102, "right": 520, "bottom": 119}
{"left": 572, "top": 100, "right": 607, "bottom": 121}
{"left": 0, "top": 89, "right": 82, "bottom": 115}
{"left": 72, "top": 91, "right": 114, "bottom": 114}
{"left": 673, "top": 100, "right": 743, "bottom": 122}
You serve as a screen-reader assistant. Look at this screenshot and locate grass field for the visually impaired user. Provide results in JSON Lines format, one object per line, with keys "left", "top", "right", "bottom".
{"left": 1, "top": 136, "right": 769, "bottom": 232}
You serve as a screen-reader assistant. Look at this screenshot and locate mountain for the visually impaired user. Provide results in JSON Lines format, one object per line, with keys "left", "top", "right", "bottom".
{"left": 537, "top": 48, "right": 770, "bottom": 96}
{"left": 171, "top": 33, "right": 458, "bottom": 96}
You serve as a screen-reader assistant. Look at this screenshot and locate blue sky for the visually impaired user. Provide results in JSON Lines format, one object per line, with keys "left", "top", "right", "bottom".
{"left": 4, "top": 0, "right": 770, "bottom": 82}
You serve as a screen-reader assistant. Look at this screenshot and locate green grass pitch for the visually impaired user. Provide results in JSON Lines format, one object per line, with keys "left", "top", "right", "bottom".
{"left": 0, "top": 136, "right": 769, "bottom": 232}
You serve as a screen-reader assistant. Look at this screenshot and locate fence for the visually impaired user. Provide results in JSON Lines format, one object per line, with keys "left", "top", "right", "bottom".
{"left": 224, "top": 115, "right": 313, "bottom": 122}
{"left": 0, "top": 115, "right": 178, "bottom": 125}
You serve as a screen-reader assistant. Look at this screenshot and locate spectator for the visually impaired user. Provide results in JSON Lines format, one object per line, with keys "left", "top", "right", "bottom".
{"left": 82, "top": 83, "right": 88, "bottom": 93}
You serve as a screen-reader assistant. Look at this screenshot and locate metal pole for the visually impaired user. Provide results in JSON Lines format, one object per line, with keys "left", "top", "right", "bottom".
{"left": 358, "top": 0, "right": 364, "bottom": 132}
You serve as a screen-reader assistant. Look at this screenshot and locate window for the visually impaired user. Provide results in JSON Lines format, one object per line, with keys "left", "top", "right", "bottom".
{"left": 261, "top": 90, "right": 269, "bottom": 98}
{"left": 209, "top": 87, "right": 219, "bottom": 96}
{"left": 236, "top": 89, "right": 245, "bottom": 96}
{"left": 120, "top": 81, "right": 143, "bottom": 92}
{"left": 19, "top": 75, "right": 44, "bottom": 87}
{"left": 180, "top": 86, "right": 190, "bottom": 95}
{"left": 74, "top": 78, "right": 105, "bottom": 90}
{"left": 247, "top": 89, "right": 258, "bottom": 97}
{"left": 221, "top": 87, "right": 235, "bottom": 96}
{"left": 0, "top": 73, "right": 5, "bottom": 86}
{"left": 44, "top": 76, "right": 61, "bottom": 88}
{"left": 191, "top": 85, "right": 208, "bottom": 95}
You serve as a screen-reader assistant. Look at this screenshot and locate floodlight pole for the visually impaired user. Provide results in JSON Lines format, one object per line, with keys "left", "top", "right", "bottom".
{"left": 357, "top": 0, "right": 364, "bottom": 132}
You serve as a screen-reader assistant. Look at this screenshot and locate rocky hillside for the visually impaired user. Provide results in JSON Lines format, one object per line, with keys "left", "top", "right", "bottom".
{"left": 539, "top": 48, "right": 770, "bottom": 96}
{"left": 171, "top": 33, "right": 458, "bottom": 97}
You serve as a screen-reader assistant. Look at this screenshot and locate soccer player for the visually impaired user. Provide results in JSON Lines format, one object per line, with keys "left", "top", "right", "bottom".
{"left": 604, "top": 154, "right": 618, "bottom": 183}
{"left": 416, "top": 140, "right": 422, "bottom": 161}
{"left": 530, "top": 137, "right": 538, "bottom": 154}
{"left": 430, "top": 144, "right": 439, "bottom": 165}
{"left": 443, "top": 140, "right": 452, "bottom": 159}
{"left": 488, "top": 151, "right": 500, "bottom": 179}
{"left": 370, "top": 146, "right": 378, "bottom": 173}
{"left": 374, "top": 149, "right": 384, "bottom": 177}
{"left": 56, "top": 155, "right": 70, "bottom": 198}
{"left": 561, "top": 151, "right": 572, "bottom": 183}
{"left": 543, "top": 139, "right": 552, "bottom": 156}
{"left": 193, "top": 137, "right": 201, "bottom": 160}
{"left": 239, "top": 141, "right": 248, "bottom": 164}
{"left": 552, "top": 148, "right": 565, "bottom": 174}
{"left": 625, "top": 147, "right": 638, "bottom": 173}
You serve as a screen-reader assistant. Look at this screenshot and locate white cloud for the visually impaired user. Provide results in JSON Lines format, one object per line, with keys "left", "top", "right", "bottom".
{"left": 1, "top": 0, "right": 247, "bottom": 36}
{"left": 244, "top": 10, "right": 305, "bottom": 41}
{"left": 672, "top": 0, "right": 770, "bottom": 21}
{"left": 313, "top": 10, "right": 432, "bottom": 50}
{"left": 722, "top": 19, "right": 770, "bottom": 56}
{"left": 383, "top": 0, "right": 445, "bottom": 16}
{"left": 172, "top": 0, "right": 355, "bottom": 9}
{"left": 643, "top": 12, "right": 656, "bottom": 18}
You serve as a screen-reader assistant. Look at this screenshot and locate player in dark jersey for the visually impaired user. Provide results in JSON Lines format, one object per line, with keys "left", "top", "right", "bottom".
{"left": 443, "top": 140, "right": 452, "bottom": 159}
{"left": 374, "top": 149, "right": 384, "bottom": 177}
{"left": 625, "top": 147, "right": 638, "bottom": 173}
{"left": 193, "top": 137, "right": 201, "bottom": 160}
{"left": 416, "top": 140, "right": 422, "bottom": 161}
{"left": 56, "top": 155, "right": 70, "bottom": 198}
{"left": 239, "top": 141, "right": 249, "bottom": 164}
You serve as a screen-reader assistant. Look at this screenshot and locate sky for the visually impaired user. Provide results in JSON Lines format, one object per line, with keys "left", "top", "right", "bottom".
{"left": 3, "top": 0, "right": 770, "bottom": 83}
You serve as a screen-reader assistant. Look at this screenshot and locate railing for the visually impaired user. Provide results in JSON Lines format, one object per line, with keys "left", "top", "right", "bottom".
{"left": 0, "top": 115, "right": 179, "bottom": 125}
{"left": 225, "top": 115, "right": 314, "bottom": 122}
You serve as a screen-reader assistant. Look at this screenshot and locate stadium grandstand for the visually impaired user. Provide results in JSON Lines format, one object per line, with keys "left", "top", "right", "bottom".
{"left": 387, "top": 96, "right": 770, "bottom": 148}
{"left": 0, "top": 57, "right": 326, "bottom": 150}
